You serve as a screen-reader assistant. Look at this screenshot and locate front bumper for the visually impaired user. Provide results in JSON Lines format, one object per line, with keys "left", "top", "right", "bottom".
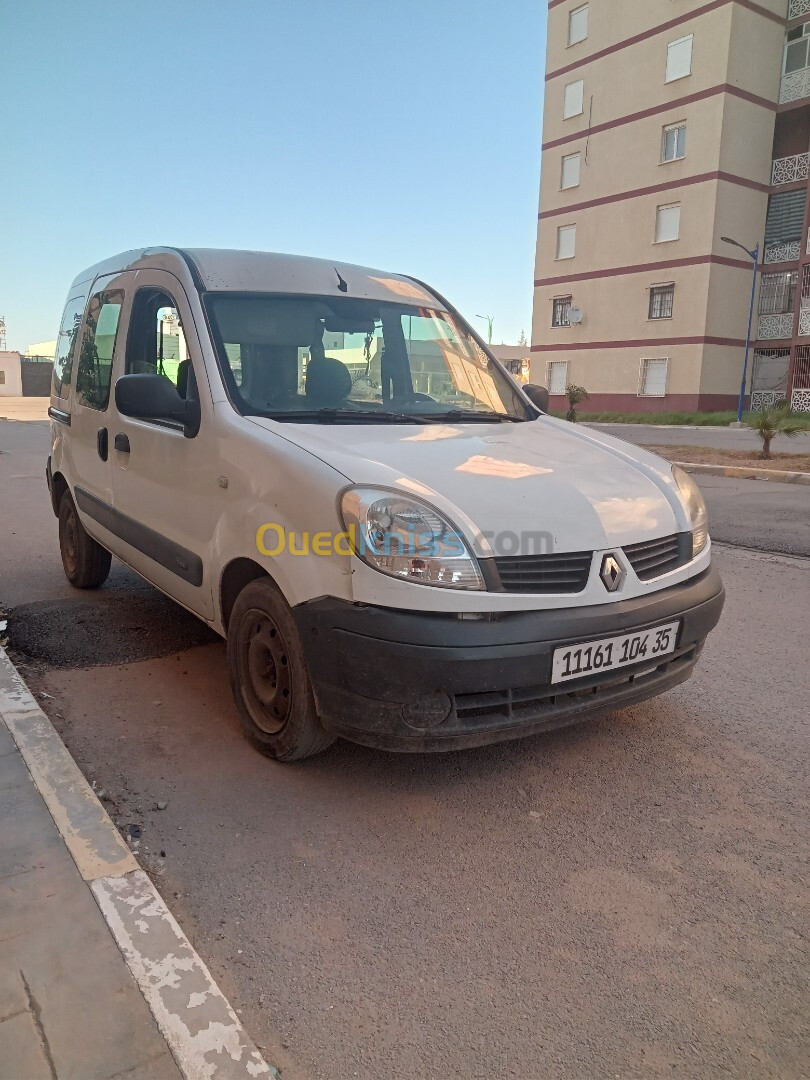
{"left": 293, "top": 566, "right": 725, "bottom": 752}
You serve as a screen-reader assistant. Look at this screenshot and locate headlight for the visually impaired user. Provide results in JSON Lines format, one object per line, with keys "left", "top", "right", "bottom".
{"left": 339, "top": 487, "right": 484, "bottom": 590}
{"left": 672, "top": 465, "right": 708, "bottom": 556}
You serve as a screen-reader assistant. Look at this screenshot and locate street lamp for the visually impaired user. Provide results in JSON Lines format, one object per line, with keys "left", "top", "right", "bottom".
{"left": 721, "top": 235, "right": 760, "bottom": 425}
{"left": 475, "top": 314, "right": 494, "bottom": 345}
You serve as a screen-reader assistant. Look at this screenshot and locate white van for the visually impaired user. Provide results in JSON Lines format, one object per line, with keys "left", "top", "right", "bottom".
{"left": 48, "top": 248, "right": 724, "bottom": 760}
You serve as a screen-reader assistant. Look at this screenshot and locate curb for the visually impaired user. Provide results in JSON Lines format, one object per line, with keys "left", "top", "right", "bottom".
{"left": 672, "top": 461, "right": 810, "bottom": 485}
{"left": 0, "top": 647, "right": 274, "bottom": 1080}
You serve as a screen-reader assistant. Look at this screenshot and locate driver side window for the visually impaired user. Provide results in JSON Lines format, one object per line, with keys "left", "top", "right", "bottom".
{"left": 126, "top": 288, "right": 191, "bottom": 399}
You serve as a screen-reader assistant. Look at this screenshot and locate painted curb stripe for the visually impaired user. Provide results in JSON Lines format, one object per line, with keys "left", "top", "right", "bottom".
{"left": 0, "top": 647, "right": 273, "bottom": 1080}
{"left": 92, "top": 871, "right": 272, "bottom": 1080}
{"left": 673, "top": 461, "right": 810, "bottom": 485}
{"left": 0, "top": 650, "right": 137, "bottom": 881}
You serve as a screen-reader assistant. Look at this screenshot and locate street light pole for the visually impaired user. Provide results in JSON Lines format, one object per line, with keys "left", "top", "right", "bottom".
{"left": 475, "top": 315, "right": 494, "bottom": 345}
{"left": 721, "top": 236, "right": 760, "bottom": 425}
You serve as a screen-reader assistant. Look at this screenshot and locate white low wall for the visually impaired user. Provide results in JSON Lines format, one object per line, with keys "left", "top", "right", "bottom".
{"left": 0, "top": 352, "right": 23, "bottom": 396}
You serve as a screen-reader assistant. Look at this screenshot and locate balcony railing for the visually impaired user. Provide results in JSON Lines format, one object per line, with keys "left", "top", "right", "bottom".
{"left": 780, "top": 66, "right": 810, "bottom": 104}
{"left": 772, "top": 153, "right": 810, "bottom": 185}
{"left": 764, "top": 240, "right": 802, "bottom": 263}
{"left": 788, "top": 0, "right": 810, "bottom": 19}
{"left": 799, "top": 308, "right": 810, "bottom": 336}
{"left": 757, "top": 313, "right": 794, "bottom": 339}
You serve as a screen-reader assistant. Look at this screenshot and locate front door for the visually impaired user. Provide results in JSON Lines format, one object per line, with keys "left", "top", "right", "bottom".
{"left": 68, "top": 276, "right": 128, "bottom": 551}
{"left": 109, "top": 270, "right": 216, "bottom": 620}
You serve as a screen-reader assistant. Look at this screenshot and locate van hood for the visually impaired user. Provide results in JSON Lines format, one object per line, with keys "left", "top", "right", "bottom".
{"left": 247, "top": 415, "right": 688, "bottom": 555}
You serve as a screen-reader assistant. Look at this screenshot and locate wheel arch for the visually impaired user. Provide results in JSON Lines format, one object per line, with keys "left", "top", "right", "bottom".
{"left": 220, "top": 557, "right": 269, "bottom": 630}
{"left": 50, "top": 470, "right": 69, "bottom": 517}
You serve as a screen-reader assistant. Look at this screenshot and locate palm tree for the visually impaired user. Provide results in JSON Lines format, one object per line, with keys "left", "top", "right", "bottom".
{"left": 746, "top": 402, "right": 804, "bottom": 459}
{"left": 565, "top": 384, "right": 589, "bottom": 422}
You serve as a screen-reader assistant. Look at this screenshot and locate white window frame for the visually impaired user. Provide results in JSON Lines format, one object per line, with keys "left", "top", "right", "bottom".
{"left": 638, "top": 358, "right": 669, "bottom": 397}
{"left": 568, "top": 4, "right": 588, "bottom": 46}
{"left": 655, "top": 203, "right": 681, "bottom": 244}
{"left": 556, "top": 224, "right": 577, "bottom": 260}
{"left": 560, "top": 151, "right": 581, "bottom": 190}
{"left": 783, "top": 23, "right": 810, "bottom": 76}
{"left": 547, "top": 360, "right": 570, "bottom": 395}
{"left": 648, "top": 282, "right": 675, "bottom": 320}
{"left": 551, "top": 295, "right": 573, "bottom": 327}
{"left": 666, "top": 35, "right": 693, "bottom": 83}
{"left": 563, "top": 79, "right": 584, "bottom": 119}
{"left": 661, "top": 122, "right": 687, "bottom": 163}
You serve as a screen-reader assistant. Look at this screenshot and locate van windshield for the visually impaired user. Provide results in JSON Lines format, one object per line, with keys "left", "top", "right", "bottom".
{"left": 204, "top": 294, "right": 533, "bottom": 423}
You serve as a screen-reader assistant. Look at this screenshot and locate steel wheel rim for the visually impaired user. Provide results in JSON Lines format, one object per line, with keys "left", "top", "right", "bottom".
{"left": 237, "top": 608, "right": 291, "bottom": 734}
{"left": 63, "top": 507, "right": 78, "bottom": 573}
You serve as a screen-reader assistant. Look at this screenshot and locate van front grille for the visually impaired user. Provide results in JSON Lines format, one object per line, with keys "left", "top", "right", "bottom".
{"left": 492, "top": 551, "right": 592, "bottom": 594}
{"left": 623, "top": 533, "right": 690, "bottom": 581}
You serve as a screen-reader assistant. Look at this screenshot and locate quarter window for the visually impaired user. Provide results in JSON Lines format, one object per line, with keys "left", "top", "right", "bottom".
{"left": 556, "top": 224, "right": 577, "bottom": 260}
{"left": 561, "top": 152, "right": 581, "bottom": 189}
{"left": 655, "top": 203, "right": 681, "bottom": 243}
{"left": 547, "top": 360, "right": 569, "bottom": 395}
{"left": 649, "top": 284, "right": 675, "bottom": 320}
{"left": 53, "top": 294, "right": 87, "bottom": 397}
{"left": 568, "top": 5, "right": 588, "bottom": 46}
{"left": 563, "top": 79, "right": 584, "bottom": 119}
{"left": 661, "top": 123, "right": 686, "bottom": 163}
{"left": 666, "top": 35, "right": 693, "bottom": 83}
{"left": 552, "top": 296, "right": 573, "bottom": 327}
{"left": 639, "top": 358, "right": 668, "bottom": 397}
{"left": 75, "top": 291, "right": 123, "bottom": 411}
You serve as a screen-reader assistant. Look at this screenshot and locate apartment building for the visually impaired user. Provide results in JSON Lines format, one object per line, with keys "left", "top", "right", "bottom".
{"left": 531, "top": 0, "right": 810, "bottom": 414}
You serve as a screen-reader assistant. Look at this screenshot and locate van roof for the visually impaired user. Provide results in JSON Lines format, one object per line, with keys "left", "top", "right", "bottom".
{"left": 70, "top": 247, "right": 443, "bottom": 307}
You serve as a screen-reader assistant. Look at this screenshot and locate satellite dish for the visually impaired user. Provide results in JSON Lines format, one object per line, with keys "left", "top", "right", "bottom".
{"left": 567, "top": 306, "right": 584, "bottom": 325}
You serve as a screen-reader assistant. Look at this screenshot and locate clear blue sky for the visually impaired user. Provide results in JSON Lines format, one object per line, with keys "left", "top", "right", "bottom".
{"left": 2, "top": 0, "right": 544, "bottom": 351}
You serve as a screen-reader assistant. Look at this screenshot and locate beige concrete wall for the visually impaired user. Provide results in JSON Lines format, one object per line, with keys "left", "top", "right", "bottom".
{"left": 529, "top": 344, "right": 705, "bottom": 397}
{"left": 542, "top": 5, "right": 735, "bottom": 148}
{"left": 727, "top": 2, "right": 785, "bottom": 104}
{"left": 532, "top": 262, "right": 713, "bottom": 347}
{"left": 716, "top": 95, "right": 777, "bottom": 186}
{"left": 0, "top": 352, "right": 23, "bottom": 396}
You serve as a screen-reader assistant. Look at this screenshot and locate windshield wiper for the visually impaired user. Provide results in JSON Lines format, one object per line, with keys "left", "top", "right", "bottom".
{"left": 409, "top": 410, "right": 528, "bottom": 423}
{"left": 260, "top": 408, "right": 425, "bottom": 424}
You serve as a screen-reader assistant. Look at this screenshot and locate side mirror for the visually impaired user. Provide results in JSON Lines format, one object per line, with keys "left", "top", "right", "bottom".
{"left": 115, "top": 373, "right": 189, "bottom": 427}
{"left": 523, "top": 383, "right": 550, "bottom": 413}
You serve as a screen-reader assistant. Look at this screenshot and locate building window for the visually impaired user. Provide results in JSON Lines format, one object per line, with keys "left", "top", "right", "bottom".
{"left": 568, "top": 4, "right": 588, "bottom": 46}
{"left": 556, "top": 224, "right": 577, "bottom": 260}
{"left": 666, "top": 35, "right": 693, "bottom": 83}
{"left": 784, "top": 23, "right": 810, "bottom": 75}
{"left": 563, "top": 79, "right": 584, "bottom": 119}
{"left": 0, "top": 371, "right": 5, "bottom": 385}
{"left": 760, "top": 271, "right": 797, "bottom": 314}
{"left": 661, "top": 123, "right": 686, "bottom": 163}
{"left": 655, "top": 203, "right": 681, "bottom": 243}
{"left": 547, "top": 360, "right": 569, "bottom": 395}
{"left": 639, "top": 358, "right": 669, "bottom": 397}
{"left": 560, "top": 152, "right": 581, "bottom": 189}
{"left": 552, "top": 296, "right": 573, "bottom": 327}
{"left": 649, "top": 284, "right": 675, "bottom": 320}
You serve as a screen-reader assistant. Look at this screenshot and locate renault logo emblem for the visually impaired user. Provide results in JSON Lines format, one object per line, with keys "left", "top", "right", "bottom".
{"left": 600, "top": 554, "right": 624, "bottom": 593}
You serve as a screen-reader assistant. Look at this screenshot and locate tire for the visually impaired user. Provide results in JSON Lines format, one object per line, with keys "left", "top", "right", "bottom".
{"left": 58, "top": 491, "right": 112, "bottom": 588}
{"left": 227, "top": 577, "right": 336, "bottom": 761}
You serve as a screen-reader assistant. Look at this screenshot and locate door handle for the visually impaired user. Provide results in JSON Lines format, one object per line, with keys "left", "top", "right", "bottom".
{"left": 114, "top": 433, "right": 130, "bottom": 454}
{"left": 97, "top": 427, "right": 108, "bottom": 461}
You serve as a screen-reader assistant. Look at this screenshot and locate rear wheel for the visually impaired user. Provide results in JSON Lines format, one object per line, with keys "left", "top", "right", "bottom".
{"left": 227, "top": 577, "right": 335, "bottom": 761}
{"left": 58, "top": 491, "right": 112, "bottom": 588}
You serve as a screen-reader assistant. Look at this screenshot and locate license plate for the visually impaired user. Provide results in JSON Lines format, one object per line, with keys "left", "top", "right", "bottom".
{"left": 551, "top": 621, "right": 679, "bottom": 684}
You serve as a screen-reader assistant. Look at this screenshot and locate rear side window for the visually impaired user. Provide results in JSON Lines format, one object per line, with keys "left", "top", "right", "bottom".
{"left": 53, "top": 295, "right": 87, "bottom": 397}
{"left": 75, "top": 290, "right": 124, "bottom": 410}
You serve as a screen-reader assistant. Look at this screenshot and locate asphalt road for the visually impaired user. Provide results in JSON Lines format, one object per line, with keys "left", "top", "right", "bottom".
{"left": 2, "top": 417, "right": 809, "bottom": 1080}
{"left": 587, "top": 422, "right": 810, "bottom": 453}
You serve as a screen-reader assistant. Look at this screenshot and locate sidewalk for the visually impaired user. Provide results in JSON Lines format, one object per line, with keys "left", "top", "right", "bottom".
{"left": 0, "top": 650, "right": 272, "bottom": 1080}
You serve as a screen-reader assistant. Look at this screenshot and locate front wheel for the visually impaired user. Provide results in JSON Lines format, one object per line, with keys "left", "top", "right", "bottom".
{"left": 227, "top": 577, "right": 335, "bottom": 761}
{"left": 58, "top": 491, "right": 112, "bottom": 588}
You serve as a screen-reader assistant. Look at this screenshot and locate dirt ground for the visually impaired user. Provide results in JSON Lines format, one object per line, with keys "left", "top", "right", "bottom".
{"left": 648, "top": 445, "right": 810, "bottom": 472}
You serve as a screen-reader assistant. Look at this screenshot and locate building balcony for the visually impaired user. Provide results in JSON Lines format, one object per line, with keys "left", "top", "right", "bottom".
{"left": 799, "top": 307, "right": 810, "bottom": 336}
{"left": 780, "top": 66, "right": 810, "bottom": 105}
{"left": 763, "top": 240, "right": 802, "bottom": 263}
{"left": 757, "top": 313, "right": 794, "bottom": 339}
{"left": 772, "top": 152, "right": 810, "bottom": 185}
{"left": 789, "top": 0, "right": 810, "bottom": 20}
